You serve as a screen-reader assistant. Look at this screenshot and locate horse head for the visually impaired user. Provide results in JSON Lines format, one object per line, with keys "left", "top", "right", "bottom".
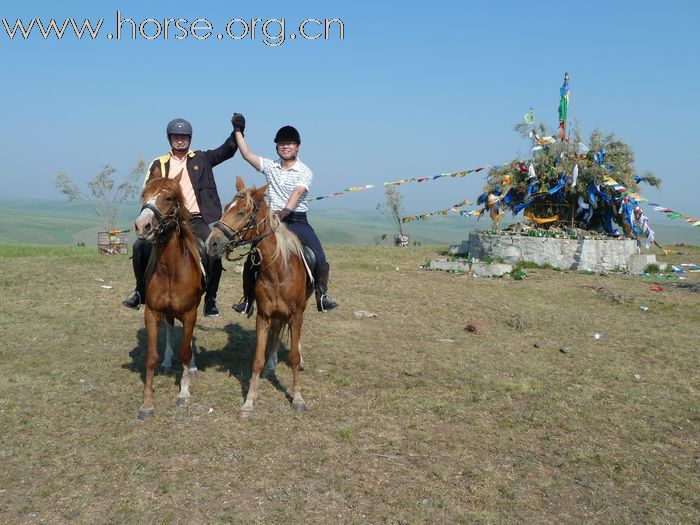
{"left": 206, "top": 176, "right": 270, "bottom": 259}
{"left": 135, "top": 168, "right": 190, "bottom": 242}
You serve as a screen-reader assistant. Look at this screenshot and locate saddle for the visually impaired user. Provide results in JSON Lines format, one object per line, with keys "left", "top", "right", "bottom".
{"left": 301, "top": 244, "right": 319, "bottom": 291}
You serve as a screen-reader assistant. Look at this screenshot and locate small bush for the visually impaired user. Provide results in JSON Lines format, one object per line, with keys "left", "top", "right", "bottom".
{"left": 509, "top": 268, "right": 526, "bottom": 280}
{"left": 514, "top": 260, "right": 552, "bottom": 271}
{"left": 644, "top": 263, "right": 660, "bottom": 274}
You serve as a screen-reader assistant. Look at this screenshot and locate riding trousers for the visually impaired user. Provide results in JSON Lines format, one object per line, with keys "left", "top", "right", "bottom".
{"left": 283, "top": 212, "right": 327, "bottom": 269}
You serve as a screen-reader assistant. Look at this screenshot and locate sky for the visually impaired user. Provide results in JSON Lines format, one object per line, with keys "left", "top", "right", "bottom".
{"left": 2, "top": 0, "right": 699, "bottom": 219}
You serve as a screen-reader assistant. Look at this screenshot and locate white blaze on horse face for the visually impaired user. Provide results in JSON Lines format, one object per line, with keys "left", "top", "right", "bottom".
{"left": 135, "top": 194, "right": 158, "bottom": 239}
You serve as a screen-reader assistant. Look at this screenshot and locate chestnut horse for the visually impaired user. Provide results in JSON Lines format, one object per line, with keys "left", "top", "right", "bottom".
{"left": 206, "top": 177, "right": 312, "bottom": 419}
{"left": 133, "top": 169, "right": 203, "bottom": 419}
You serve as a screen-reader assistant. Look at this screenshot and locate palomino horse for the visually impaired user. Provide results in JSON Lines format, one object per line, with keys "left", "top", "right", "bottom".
{"left": 206, "top": 177, "right": 312, "bottom": 419}
{"left": 133, "top": 169, "right": 203, "bottom": 419}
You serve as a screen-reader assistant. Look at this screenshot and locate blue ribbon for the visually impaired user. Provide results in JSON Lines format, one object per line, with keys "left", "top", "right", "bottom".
{"left": 512, "top": 194, "right": 540, "bottom": 214}
{"left": 602, "top": 208, "right": 618, "bottom": 236}
{"left": 502, "top": 188, "right": 517, "bottom": 206}
{"left": 594, "top": 148, "right": 605, "bottom": 166}
{"left": 589, "top": 183, "right": 611, "bottom": 205}
{"left": 547, "top": 181, "right": 566, "bottom": 195}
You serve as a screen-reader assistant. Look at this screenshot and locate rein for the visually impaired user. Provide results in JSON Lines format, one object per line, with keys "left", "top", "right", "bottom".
{"left": 141, "top": 201, "right": 181, "bottom": 243}
{"left": 213, "top": 195, "right": 273, "bottom": 262}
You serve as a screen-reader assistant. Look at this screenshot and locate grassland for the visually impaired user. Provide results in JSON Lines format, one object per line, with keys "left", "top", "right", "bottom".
{"left": 0, "top": 242, "right": 698, "bottom": 524}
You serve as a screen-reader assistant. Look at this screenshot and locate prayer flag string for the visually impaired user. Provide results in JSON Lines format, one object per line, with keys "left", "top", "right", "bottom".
{"left": 400, "top": 199, "right": 474, "bottom": 223}
{"left": 307, "top": 165, "right": 499, "bottom": 202}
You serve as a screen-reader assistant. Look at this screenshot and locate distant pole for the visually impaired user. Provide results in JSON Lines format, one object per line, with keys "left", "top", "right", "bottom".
{"left": 571, "top": 202, "right": 575, "bottom": 230}
{"left": 558, "top": 72, "right": 570, "bottom": 142}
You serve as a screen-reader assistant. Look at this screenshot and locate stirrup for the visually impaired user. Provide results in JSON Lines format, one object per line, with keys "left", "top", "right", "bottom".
{"left": 122, "top": 290, "right": 142, "bottom": 310}
{"left": 232, "top": 297, "right": 254, "bottom": 317}
{"left": 317, "top": 293, "right": 337, "bottom": 312}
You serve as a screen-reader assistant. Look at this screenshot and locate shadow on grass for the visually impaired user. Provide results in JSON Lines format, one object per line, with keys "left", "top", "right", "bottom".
{"left": 122, "top": 322, "right": 294, "bottom": 403}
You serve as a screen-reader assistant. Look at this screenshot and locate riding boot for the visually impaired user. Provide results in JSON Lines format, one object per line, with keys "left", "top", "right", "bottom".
{"left": 315, "top": 262, "right": 337, "bottom": 312}
{"left": 232, "top": 255, "right": 256, "bottom": 317}
{"left": 203, "top": 250, "right": 222, "bottom": 317}
{"left": 122, "top": 240, "right": 150, "bottom": 310}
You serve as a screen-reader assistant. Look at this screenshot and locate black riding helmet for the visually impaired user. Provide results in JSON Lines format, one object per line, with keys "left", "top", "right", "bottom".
{"left": 166, "top": 118, "right": 193, "bottom": 137}
{"left": 274, "top": 125, "right": 301, "bottom": 144}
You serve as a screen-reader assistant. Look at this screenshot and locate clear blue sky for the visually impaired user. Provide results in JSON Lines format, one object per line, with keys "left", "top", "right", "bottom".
{"left": 2, "top": 0, "right": 699, "bottom": 218}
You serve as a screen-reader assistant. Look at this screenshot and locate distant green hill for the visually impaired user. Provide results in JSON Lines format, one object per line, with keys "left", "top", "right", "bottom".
{"left": 1, "top": 198, "right": 698, "bottom": 247}
{"left": 0, "top": 198, "right": 481, "bottom": 246}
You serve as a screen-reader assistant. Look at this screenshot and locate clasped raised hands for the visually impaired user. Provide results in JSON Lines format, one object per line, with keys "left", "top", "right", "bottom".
{"left": 231, "top": 113, "right": 245, "bottom": 133}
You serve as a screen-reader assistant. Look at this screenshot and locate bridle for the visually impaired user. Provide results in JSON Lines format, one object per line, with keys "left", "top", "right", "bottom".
{"left": 213, "top": 193, "right": 272, "bottom": 261}
{"left": 140, "top": 199, "right": 181, "bottom": 244}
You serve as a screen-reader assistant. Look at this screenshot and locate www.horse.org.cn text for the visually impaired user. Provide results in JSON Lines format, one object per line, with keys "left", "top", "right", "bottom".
{"left": 1, "top": 11, "right": 345, "bottom": 46}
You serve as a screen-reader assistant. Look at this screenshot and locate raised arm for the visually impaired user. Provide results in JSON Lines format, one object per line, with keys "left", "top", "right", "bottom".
{"left": 201, "top": 133, "right": 237, "bottom": 167}
{"left": 232, "top": 113, "right": 261, "bottom": 171}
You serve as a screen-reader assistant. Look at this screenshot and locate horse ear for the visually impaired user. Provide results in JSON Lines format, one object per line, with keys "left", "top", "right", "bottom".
{"left": 149, "top": 165, "right": 163, "bottom": 182}
{"left": 253, "top": 183, "right": 269, "bottom": 201}
{"left": 173, "top": 169, "right": 183, "bottom": 183}
{"left": 235, "top": 176, "right": 245, "bottom": 192}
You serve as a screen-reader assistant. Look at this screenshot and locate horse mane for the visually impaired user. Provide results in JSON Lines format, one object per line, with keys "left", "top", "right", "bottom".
{"left": 227, "top": 186, "right": 304, "bottom": 273}
{"left": 266, "top": 207, "right": 304, "bottom": 274}
{"left": 143, "top": 177, "right": 202, "bottom": 283}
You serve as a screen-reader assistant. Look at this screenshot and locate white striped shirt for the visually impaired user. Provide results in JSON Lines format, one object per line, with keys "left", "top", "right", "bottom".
{"left": 258, "top": 157, "right": 313, "bottom": 212}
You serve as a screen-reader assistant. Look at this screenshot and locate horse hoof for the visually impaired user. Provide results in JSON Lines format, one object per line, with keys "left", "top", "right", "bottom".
{"left": 292, "top": 400, "right": 307, "bottom": 413}
{"left": 176, "top": 397, "right": 191, "bottom": 407}
{"left": 239, "top": 409, "right": 253, "bottom": 421}
{"left": 138, "top": 408, "right": 155, "bottom": 420}
{"left": 188, "top": 367, "right": 198, "bottom": 376}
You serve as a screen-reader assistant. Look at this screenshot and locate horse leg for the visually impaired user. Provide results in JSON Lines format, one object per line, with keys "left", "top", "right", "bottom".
{"left": 299, "top": 340, "right": 305, "bottom": 371}
{"left": 188, "top": 339, "right": 197, "bottom": 376}
{"left": 139, "top": 308, "right": 160, "bottom": 419}
{"left": 289, "top": 315, "right": 306, "bottom": 412}
{"left": 240, "top": 316, "right": 270, "bottom": 420}
{"left": 176, "top": 309, "right": 197, "bottom": 407}
{"left": 160, "top": 318, "right": 175, "bottom": 374}
{"left": 262, "top": 319, "right": 283, "bottom": 378}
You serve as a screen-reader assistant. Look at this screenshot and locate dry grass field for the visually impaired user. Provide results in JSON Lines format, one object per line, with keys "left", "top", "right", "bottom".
{"left": 0, "top": 243, "right": 698, "bottom": 524}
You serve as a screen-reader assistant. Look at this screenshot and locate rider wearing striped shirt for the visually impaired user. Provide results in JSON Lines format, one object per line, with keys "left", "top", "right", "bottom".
{"left": 231, "top": 114, "right": 337, "bottom": 314}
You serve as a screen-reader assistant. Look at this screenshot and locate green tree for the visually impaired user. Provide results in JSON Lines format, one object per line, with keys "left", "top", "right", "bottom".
{"left": 377, "top": 186, "right": 406, "bottom": 241}
{"left": 55, "top": 158, "right": 146, "bottom": 231}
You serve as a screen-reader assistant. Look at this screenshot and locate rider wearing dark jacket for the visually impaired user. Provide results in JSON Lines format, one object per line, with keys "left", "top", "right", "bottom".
{"left": 122, "top": 117, "right": 240, "bottom": 317}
